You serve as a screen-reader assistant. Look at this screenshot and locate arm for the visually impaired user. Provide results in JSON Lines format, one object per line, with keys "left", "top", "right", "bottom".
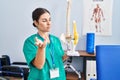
{"left": 62, "top": 53, "right": 68, "bottom": 61}
{"left": 91, "top": 8, "right": 96, "bottom": 20}
{"left": 32, "top": 37, "right": 47, "bottom": 69}
{"left": 32, "top": 47, "right": 46, "bottom": 69}
{"left": 100, "top": 9, "right": 105, "bottom": 20}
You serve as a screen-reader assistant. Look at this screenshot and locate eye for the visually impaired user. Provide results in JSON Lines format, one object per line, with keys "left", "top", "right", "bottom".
{"left": 42, "top": 19, "right": 47, "bottom": 22}
{"left": 42, "top": 18, "right": 51, "bottom": 22}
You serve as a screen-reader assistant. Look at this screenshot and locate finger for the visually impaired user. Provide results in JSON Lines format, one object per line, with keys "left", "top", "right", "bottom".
{"left": 35, "top": 37, "right": 43, "bottom": 44}
{"left": 35, "top": 37, "right": 38, "bottom": 41}
{"left": 35, "top": 42, "right": 39, "bottom": 46}
{"left": 42, "top": 39, "right": 47, "bottom": 48}
{"left": 39, "top": 43, "right": 43, "bottom": 47}
{"left": 35, "top": 37, "right": 40, "bottom": 46}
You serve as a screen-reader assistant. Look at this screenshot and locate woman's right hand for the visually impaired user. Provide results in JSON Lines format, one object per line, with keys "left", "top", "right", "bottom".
{"left": 35, "top": 37, "right": 47, "bottom": 48}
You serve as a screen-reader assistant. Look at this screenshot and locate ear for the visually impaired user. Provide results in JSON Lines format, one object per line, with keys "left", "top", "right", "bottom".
{"left": 33, "top": 20, "right": 38, "bottom": 27}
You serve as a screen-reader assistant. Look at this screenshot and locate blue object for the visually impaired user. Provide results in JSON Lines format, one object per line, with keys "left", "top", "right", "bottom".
{"left": 90, "top": 78, "right": 97, "bottom": 80}
{"left": 86, "top": 33, "right": 95, "bottom": 54}
{"left": 96, "top": 45, "right": 120, "bottom": 80}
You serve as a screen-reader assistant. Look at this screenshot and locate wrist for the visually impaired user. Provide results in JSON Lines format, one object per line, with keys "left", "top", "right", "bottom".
{"left": 38, "top": 45, "right": 46, "bottom": 49}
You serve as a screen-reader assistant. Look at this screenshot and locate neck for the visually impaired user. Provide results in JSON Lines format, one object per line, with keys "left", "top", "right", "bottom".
{"left": 38, "top": 31, "right": 50, "bottom": 43}
{"left": 38, "top": 31, "right": 48, "bottom": 38}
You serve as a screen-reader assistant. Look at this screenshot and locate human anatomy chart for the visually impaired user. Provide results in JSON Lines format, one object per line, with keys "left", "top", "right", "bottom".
{"left": 83, "top": 0, "right": 113, "bottom": 36}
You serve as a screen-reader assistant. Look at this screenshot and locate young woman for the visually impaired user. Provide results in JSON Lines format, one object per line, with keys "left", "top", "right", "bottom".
{"left": 23, "top": 8, "right": 67, "bottom": 80}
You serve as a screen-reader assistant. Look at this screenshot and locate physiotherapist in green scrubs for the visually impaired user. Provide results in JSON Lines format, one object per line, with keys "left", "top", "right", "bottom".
{"left": 23, "top": 8, "right": 67, "bottom": 80}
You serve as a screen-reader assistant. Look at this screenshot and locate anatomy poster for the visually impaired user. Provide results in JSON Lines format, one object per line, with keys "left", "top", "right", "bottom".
{"left": 82, "top": 0, "right": 113, "bottom": 36}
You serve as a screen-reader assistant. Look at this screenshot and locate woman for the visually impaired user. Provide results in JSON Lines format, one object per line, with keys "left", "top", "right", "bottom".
{"left": 23, "top": 8, "right": 67, "bottom": 80}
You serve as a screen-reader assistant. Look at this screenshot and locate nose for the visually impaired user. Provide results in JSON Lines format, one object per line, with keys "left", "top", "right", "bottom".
{"left": 47, "top": 21, "right": 51, "bottom": 25}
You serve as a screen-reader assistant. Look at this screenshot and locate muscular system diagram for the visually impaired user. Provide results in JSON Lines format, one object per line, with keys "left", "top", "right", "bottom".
{"left": 91, "top": 4, "right": 105, "bottom": 32}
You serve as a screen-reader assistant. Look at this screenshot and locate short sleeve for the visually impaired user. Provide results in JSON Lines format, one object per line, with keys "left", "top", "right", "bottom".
{"left": 23, "top": 38, "right": 37, "bottom": 67}
{"left": 58, "top": 39, "right": 64, "bottom": 56}
{"left": 52, "top": 36, "right": 64, "bottom": 57}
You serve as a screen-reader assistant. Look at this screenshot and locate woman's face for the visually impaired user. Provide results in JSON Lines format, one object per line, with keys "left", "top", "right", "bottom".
{"left": 34, "top": 12, "right": 51, "bottom": 33}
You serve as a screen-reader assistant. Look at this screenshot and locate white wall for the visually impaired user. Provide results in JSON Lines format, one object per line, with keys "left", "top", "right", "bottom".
{"left": 0, "top": 0, "right": 120, "bottom": 71}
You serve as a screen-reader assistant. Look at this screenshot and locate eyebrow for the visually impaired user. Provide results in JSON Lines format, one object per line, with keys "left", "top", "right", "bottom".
{"left": 41, "top": 17, "right": 51, "bottom": 20}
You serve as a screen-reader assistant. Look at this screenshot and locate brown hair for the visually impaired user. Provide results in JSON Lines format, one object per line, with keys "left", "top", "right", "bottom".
{"left": 32, "top": 8, "right": 50, "bottom": 27}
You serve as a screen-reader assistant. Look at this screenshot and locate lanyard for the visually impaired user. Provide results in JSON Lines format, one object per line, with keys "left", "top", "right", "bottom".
{"left": 49, "top": 41, "right": 56, "bottom": 68}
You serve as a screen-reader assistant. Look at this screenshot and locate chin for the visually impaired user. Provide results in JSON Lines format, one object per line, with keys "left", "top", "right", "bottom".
{"left": 47, "top": 29, "right": 50, "bottom": 32}
{"left": 45, "top": 30, "right": 50, "bottom": 32}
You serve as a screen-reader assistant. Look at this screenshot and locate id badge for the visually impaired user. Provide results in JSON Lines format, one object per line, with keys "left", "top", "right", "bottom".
{"left": 50, "top": 68, "right": 59, "bottom": 79}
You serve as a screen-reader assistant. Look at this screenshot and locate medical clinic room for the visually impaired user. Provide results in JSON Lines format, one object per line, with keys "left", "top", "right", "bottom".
{"left": 0, "top": 0, "right": 120, "bottom": 80}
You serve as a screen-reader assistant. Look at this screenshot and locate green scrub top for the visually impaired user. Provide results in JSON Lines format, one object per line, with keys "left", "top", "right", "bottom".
{"left": 23, "top": 33, "right": 66, "bottom": 80}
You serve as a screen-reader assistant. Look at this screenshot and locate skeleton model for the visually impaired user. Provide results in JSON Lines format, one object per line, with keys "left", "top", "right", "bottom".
{"left": 60, "top": 21, "right": 81, "bottom": 80}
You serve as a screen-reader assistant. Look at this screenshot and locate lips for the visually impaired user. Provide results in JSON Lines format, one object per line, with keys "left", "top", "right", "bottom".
{"left": 47, "top": 26, "right": 50, "bottom": 29}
